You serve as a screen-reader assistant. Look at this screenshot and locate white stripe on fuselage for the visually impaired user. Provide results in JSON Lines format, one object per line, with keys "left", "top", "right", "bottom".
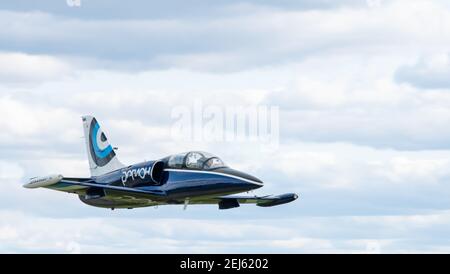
{"left": 163, "top": 169, "right": 264, "bottom": 186}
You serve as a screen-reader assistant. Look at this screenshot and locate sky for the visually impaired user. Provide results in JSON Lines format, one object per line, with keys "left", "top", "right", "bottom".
{"left": 2, "top": 0, "right": 450, "bottom": 253}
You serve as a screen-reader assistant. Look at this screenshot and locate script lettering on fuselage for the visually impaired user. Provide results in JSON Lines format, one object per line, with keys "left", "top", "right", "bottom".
{"left": 121, "top": 166, "right": 152, "bottom": 184}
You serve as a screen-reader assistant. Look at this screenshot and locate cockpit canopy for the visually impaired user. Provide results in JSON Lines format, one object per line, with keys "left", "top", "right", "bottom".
{"left": 166, "top": 151, "right": 227, "bottom": 170}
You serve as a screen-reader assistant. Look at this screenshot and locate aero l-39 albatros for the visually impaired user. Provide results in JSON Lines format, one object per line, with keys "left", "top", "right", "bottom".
{"left": 24, "top": 116, "right": 298, "bottom": 210}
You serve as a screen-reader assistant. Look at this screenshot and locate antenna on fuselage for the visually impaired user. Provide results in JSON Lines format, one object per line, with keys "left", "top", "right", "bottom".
{"left": 183, "top": 198, "right": 190, "bottom": 210}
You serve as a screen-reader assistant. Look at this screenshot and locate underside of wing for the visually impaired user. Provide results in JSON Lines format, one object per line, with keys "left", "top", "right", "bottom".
{"left": 52, "top": 178, "right": 168, "bottom": 209}
{"left": 191, "top": 193, "right": 299, "bottom": 209}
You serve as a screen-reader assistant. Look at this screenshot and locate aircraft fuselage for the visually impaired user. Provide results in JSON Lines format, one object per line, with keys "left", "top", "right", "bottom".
{"left": 64, "top": 160, "right": 264, "bottom": 209}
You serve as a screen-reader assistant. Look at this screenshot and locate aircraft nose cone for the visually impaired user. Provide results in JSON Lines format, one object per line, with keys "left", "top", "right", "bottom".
{"left": 240, "top": 172, "right": 264, "bottom": 186}
{"left": 215, "top": 168, "right": 264, "bottom": 187}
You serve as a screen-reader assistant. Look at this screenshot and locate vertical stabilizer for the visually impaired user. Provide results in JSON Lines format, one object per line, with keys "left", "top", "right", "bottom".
{"left": 82, "top": 116, "right": 124, "bottom": 176}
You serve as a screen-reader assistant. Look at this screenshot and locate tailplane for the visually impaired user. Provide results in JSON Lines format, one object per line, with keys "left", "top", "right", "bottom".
{"left": 82, "top": 116, "right": 124, "bottom": 176}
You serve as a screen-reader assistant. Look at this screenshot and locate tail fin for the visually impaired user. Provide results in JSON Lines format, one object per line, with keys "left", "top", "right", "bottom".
{"left": 82, "top": 116, "right": 124, "bottom": 176}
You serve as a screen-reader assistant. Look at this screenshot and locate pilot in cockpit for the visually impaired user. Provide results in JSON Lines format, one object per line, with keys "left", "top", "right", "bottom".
{"left": 166, "top": 151, "right": 226, "bottom": 170}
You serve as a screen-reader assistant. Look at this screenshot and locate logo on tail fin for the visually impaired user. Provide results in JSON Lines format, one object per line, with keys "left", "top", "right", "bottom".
{"left": 88, "top": 118, "right": 115, "bottom": 167}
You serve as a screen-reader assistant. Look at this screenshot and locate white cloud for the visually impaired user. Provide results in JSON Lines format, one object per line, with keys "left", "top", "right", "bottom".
{"left": 396, "top": 52, "right": 450, "bottom": 89}
{"left": 0, "top": 226, "right": 19, "bottom": 241}
{"left": 0, "top": 0, "right": 449, "bottom": 72}
{"left": 0, "top": 96, "right": 75, "bottom": 138}
{"left": 0, "top": 161, "right": 25, "bottom": 180}
{"left": 270, "top": 237, "right": 333, "bottom": 250}
{"left": 0, "top": 52, "right": 72, "bottom": 84}
{"left": 2, "top": 209, "right": 450, "bottom": 253}
{"left": 376, "top": 157, "right": 450, "bottom": 184}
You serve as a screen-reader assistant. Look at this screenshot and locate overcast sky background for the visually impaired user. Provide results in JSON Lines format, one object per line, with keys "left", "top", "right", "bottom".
{"left": 2, "top": 0, "right": 450, "bottom": 253}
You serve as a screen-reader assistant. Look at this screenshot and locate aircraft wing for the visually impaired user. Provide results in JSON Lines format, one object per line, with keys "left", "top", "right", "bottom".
{"left": 24, "top": 175, "right": 167, "bottom": 200}
{"left": 24, "top": 174, "right": 297, "bottom": 209}
{"left": 191, "top": 193, "right": 299, "bottom": 209}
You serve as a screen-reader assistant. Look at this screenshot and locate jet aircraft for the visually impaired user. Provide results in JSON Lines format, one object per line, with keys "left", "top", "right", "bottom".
{"left": 24, "top": 116, "right": 298, "bottom": 210}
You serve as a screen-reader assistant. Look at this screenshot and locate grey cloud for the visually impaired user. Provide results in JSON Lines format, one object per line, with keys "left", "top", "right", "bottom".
{"left": 0, "top": 1, "right": 364, "bottom": 20}
{"left": 279, "top": 108, "right": 450, "bottom": 150}
{"left": 2, "top": 210, "right": 450, "bottom": 253}
{"left": 0, "top": 10, "right": 295, "bottom": 72}
{"left": 0, "top": 1, "right": 405, "bottom": 73}
{"left": 395, "top": 54, "right": 450, "bottom": 89}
